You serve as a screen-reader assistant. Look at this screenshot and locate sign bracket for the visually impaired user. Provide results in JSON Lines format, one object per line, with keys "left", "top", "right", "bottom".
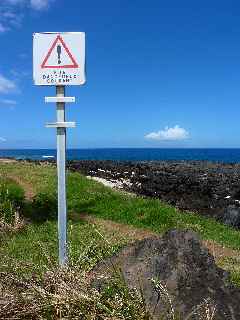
{"left": 45, "top": 97, "right": 75, "bottom": 103}
{"left": 46, "top": 121, "right": 76, "bottom": 128}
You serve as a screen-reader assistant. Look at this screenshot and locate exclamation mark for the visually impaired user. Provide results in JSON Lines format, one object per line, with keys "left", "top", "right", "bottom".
{"left": 57, "top": 45, "right": 61, "bottom": 64}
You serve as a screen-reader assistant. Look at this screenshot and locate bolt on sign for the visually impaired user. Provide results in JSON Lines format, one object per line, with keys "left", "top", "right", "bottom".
{"left": 33, "top": 32, "right": 85, "bottom": 85}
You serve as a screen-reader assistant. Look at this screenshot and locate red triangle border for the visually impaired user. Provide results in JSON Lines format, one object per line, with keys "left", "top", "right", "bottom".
{"left": 41, "top": 35, "right": 79, "bottom": 69}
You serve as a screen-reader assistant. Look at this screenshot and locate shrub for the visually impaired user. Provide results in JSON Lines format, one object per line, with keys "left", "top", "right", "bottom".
{"left": 0, "top": 179, "right": 25, "bottom": 225}
{"left": 29, "top": 192, "right": 57, "bottom": 222}
{"left": 0, "top": 179, "right": 25, "bottom": 207}
{"left": 0, "top": 199, "right": 15, "bottom": 224}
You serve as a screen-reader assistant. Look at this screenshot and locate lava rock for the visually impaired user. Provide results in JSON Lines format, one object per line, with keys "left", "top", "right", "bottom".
{"left": 92, "top": 230, "right": 240, "bottom": 319}
{"left": 222, "top": 205, "right": 240, "bottom": 228}
{"left": 67, "top": 160, "right": 240, "bottom": 228}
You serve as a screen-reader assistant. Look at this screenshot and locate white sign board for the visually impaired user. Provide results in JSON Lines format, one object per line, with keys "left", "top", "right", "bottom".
{"left": 33, "top": 32, "right": 85, "bottom": 86}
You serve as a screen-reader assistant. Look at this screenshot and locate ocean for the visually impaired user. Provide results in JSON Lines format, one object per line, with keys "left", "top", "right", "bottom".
{"left": 0, "top": 148, "right": 240, "bottom": 163}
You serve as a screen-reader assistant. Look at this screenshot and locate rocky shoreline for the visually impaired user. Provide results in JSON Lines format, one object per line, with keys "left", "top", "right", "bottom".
{"left": 67, "top": 160, "right": 240, "bottom": 229}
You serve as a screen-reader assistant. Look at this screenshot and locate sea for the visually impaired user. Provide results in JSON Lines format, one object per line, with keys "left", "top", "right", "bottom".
{"left": 0, "top": 148, "right": 240, "bottom": 163}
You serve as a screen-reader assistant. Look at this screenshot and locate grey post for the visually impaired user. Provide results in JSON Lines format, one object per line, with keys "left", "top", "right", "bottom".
{"left": 56, "top": 85, "right": 67, "bottom": 266}
{"left": 45, "top": 87, "right": 76, "bottom": 266}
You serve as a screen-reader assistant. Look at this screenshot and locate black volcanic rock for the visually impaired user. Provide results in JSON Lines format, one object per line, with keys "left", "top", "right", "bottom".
{"left": 92, "top": 230, "right": 240, "bottom": 319}
{"left": 222, "top": 205, "right": 240, "bottom": 227}
{"left": 67, "top": 160, "right": 240, "bottom": 228}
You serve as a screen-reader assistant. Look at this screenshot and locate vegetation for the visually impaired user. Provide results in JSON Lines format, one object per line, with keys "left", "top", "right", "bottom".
{"left": 0, "top": 268, "right": 150, "bottom": 319}
{"left": 1, "top": 162, "right": 240, "bottom": 249}
{"left": 0, "top": 177, "right": 25, "bottom": 228}
{"left": 0, "top": 161, "right": 240, "bottom": 318}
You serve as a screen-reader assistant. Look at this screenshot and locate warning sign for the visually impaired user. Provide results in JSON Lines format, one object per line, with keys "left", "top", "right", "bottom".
{"left": 41, "top": 35, "right": 78, "bottom": 69}
{"left": 33, "top": 32, "right": 85, "bottom": 86}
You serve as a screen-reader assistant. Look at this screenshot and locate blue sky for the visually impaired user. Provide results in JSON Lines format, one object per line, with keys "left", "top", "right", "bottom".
{"left": 0, "top": 0, "right": 240, "bottom": 148}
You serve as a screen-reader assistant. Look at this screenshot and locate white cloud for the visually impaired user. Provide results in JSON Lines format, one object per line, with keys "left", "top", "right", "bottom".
{"left": 30, "top": 0, "right": 51, "bottom": 10}
{"left": 145, "top": 125, "right": 189, "bottom": 141}
{"left": 1, "top": 99, "right": 17, "bottom": 105}
{"left": 0, "top": 4, "right": 24, "bottom": 32}
{"left": 0, "top": 74, "right": 17, "bottom": 93}
{"left": 0, "top": 0, "right": 53, "bottom": 33}
{"left": 0, "top": 137, "right": 6, "bottom": 142}
{"left": 0, "top": 22, "right": 8, "bottom": 33}
{"left": 4, "top": 0, "right": 25, "bottom": 4}
{"left": 2, "top": 11, "right": 18, "bottom": 18}
{"left": 6, "top": 0, "right": 25, "bottom": 4}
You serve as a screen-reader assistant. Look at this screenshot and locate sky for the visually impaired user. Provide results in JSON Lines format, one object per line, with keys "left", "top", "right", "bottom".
{"left": 1, "top": 0, "right": 240, "bottom": 148}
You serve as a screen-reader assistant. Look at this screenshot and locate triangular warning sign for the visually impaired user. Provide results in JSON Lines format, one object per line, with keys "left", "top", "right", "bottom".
{"left": 41, "top": 35, "right": 78, "bottom": 69}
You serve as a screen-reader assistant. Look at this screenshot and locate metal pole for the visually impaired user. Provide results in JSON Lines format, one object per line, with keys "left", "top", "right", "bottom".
{"left": 56, "top": 85, "right": 67, "bottom": 266}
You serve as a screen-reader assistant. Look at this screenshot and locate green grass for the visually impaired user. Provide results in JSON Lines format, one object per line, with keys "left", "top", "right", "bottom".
{"left": 0, "top": 176, "right": 25, "bottom": 225}
{"left": 218, "top": 256, "right": 240, "bottom": 287}
{"left": 1, "top": 162, "right": 240, "bottom": 318}
{"left": 1, "top": 162, "right": 240, "bottom": 276}
{"left": 0, "top": 219, "right": 123, "bottom": 276}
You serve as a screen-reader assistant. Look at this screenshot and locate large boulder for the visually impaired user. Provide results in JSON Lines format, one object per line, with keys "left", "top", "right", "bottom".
{"left": 92, "top": 230, "right": 240, "bottom": 319}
